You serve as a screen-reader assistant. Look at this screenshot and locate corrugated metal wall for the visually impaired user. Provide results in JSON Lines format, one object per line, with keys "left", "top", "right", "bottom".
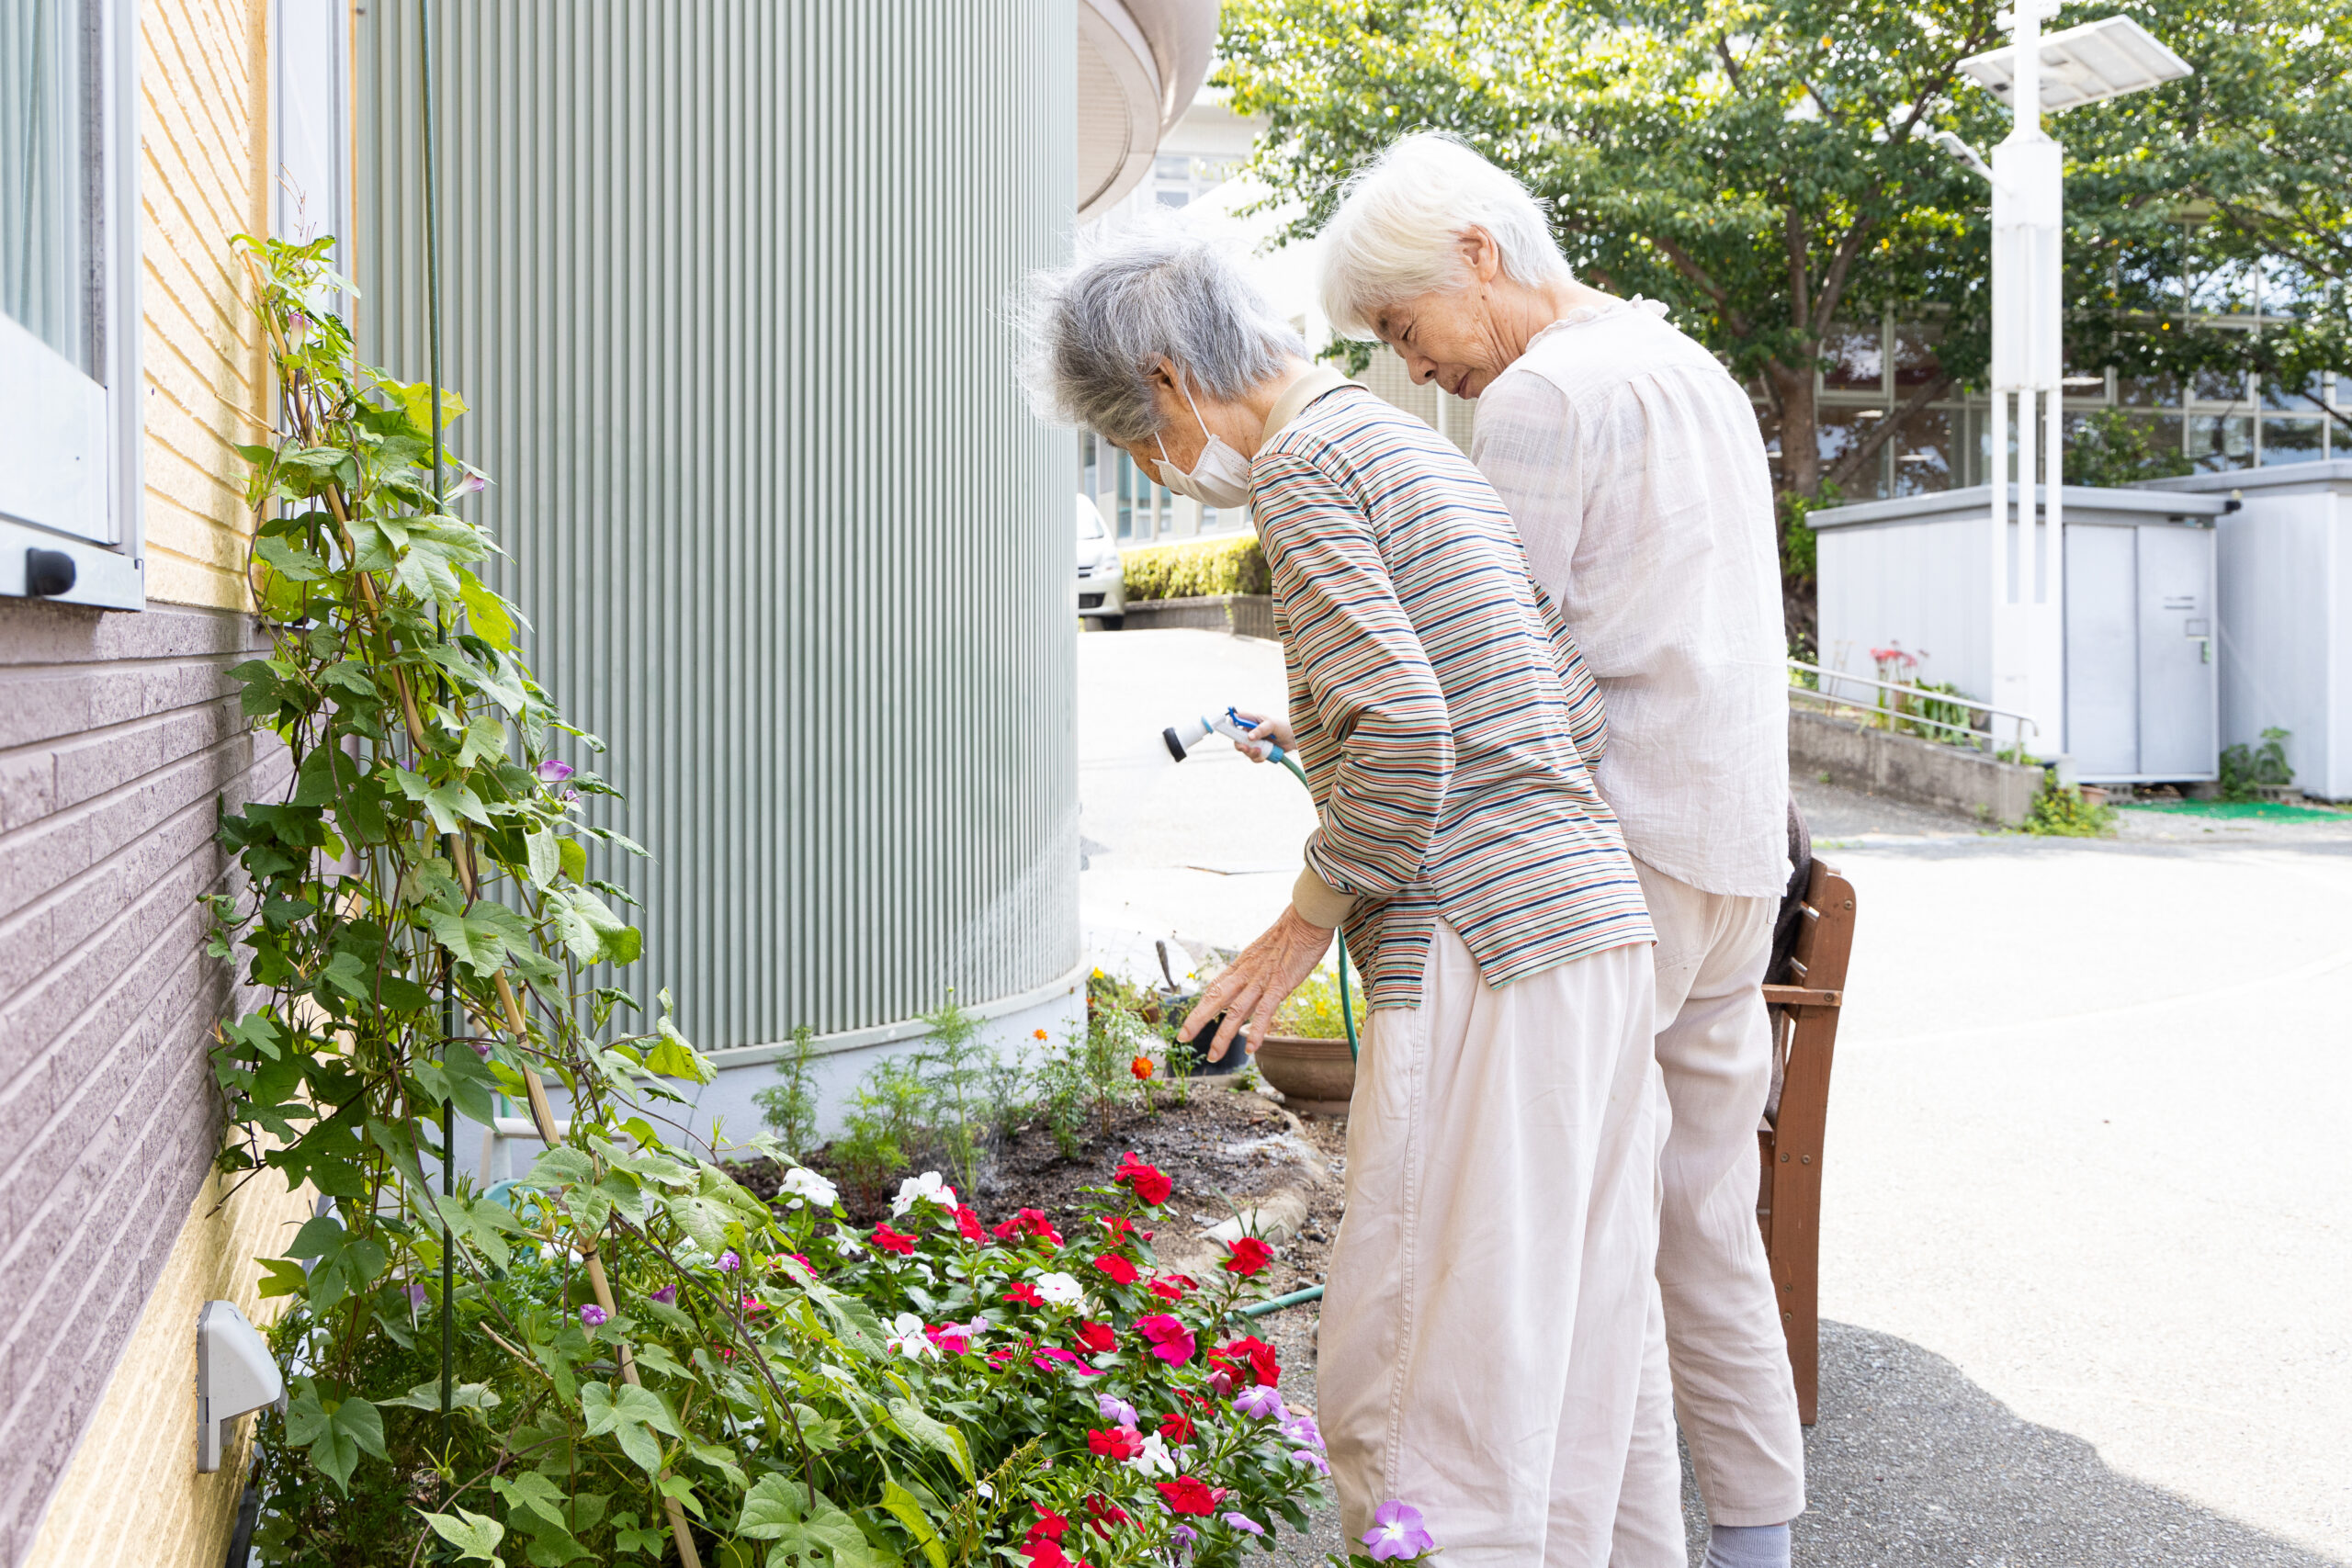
{"left": 353, "top": 2, "right": 1080, "bottom": 1050}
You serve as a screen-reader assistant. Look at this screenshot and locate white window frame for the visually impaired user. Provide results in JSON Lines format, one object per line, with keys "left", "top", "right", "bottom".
{"left": 0, "top": 0, "right": 142, "bottom": 609}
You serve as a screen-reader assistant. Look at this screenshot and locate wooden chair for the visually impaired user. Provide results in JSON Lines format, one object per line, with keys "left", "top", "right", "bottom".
{"left": 1757, "top": 859, "right": 1856, "bottom": 1426}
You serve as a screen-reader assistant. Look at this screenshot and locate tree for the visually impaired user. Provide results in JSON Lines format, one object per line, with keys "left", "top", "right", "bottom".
{"left": 1216, "top": 0, "right": 2351, "bottom": 615}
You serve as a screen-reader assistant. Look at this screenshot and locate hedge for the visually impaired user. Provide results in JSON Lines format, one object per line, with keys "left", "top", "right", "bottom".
{"left": 1119, "top": 532, "right": 1270, "bottom": 602}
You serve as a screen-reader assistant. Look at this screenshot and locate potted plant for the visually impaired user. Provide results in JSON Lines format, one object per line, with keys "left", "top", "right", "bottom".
{"left": 1255, "top": 964, "right": 1358, "bottom": 1116}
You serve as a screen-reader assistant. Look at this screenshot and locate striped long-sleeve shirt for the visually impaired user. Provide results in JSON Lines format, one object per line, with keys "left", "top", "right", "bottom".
{"left": 1254, "top": 377, "right": 1654, "bottom": 1010}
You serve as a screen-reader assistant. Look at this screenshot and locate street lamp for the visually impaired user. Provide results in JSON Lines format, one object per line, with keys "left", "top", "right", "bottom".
{"left": 1939, "top": 10, "right": 2191, "bottom": 759}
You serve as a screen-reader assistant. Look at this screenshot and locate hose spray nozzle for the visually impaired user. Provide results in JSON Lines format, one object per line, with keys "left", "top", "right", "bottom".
{"left": 1160, "top": 707, "right": 1284, "bottom": 765}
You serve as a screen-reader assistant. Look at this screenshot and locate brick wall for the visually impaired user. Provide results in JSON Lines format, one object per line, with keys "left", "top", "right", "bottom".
{"left": 0, "top": 601, "right": 288, "bottom": 1563}
{"left": 0, "top": 0, "right": 278, "bottom": 1560}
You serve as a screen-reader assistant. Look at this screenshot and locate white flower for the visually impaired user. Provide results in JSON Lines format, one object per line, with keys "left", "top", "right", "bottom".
{"left": 1124, "top": 1430, "right": 1177, "bottom": 1478}
{"left": 1033, "top": 1271, "right": 1084, "bottom": 1306}
{"left": 891, "top": 1171, "right": 958, "bottom": 1216}
{"left": 780, "top": 1166, "right": 839, "bottom": 1209}
{"left": 831, "top": 1224, "right": 865, "bottom": 1255}
{"left": 886, "top": 1312, "right": 938, "bottom": 1359}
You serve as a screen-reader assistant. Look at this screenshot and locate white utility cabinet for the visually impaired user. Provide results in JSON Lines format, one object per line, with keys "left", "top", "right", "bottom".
{"left": 1809, "top": 483, "right": 2227, "bottom": 783}
{"left": 2136, "top": 461, "right": 2352, "bottom": 800}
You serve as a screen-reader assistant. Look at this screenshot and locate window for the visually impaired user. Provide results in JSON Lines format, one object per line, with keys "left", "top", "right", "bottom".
{"left": 1, "top": 0, "right": 141, "bottom": 607}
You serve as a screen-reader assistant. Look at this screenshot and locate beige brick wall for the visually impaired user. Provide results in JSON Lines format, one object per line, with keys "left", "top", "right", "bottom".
{"left": 19, "top": 1170, "right": 311, "bottom": 1568}
{"left": 140, "top": 0, "right": 271, "bottom": 612}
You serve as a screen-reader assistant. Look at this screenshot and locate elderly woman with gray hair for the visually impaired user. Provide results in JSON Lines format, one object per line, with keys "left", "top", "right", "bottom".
{"left": 1023, "top": 232, "right": 1668, "bottom": 1565}
{"left": 1311, "top": 134, "right": 1805, "bottom": 1568}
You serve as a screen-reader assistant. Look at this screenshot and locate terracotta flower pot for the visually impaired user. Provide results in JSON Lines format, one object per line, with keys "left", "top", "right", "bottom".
{"left": 1253, "top": 1033, "right": 1356, "bottom": 1116}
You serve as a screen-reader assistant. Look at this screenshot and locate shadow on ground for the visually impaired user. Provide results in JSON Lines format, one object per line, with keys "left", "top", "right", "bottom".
{"left": 1677, "top": 1320, "right": 2348, "bottom": 1567}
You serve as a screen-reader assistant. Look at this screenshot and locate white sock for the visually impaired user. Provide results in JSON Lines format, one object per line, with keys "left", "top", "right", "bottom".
{"left": 1705, "top": 1523, "right": 1791, "bottom": 1568}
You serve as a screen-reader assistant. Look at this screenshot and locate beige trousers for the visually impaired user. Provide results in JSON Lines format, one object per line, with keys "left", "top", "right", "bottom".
{"left": 1612, "top": 860, "right": 1807, "bottom": 1562}
{"left": 1319, "top": 923, "right": 1668, "bottom": 1566}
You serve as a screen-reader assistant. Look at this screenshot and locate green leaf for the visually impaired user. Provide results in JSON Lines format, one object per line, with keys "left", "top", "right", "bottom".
{"left": 291, "top": 744, "right": 367, "bottom": 807}
{"left": 382, "top": 1379, "right": 503, "bottom": 1412}
{"left": 254, "top": 1258, "right": 311, "bottom": 1299}
{"left": 879, "top": 1482, "right": 947, "bottom": 1568}
{"left": 458, "top": 568, "right": 519, "bottom": 648}
{"left": 458, "top": 713, "right": 509, "bottom": 769}
{"left": 580, "top": 1382, "right": 669, "bottom": 1473}
{"left": 526, "top": 1145, "right": 596, "bottom": 1189}
{"left": 885, "top": 1399, "right": 971, "bottom": 1481}
{"left": 254, "top": 532, "right": 330, "bottom": 583}
{"left": 421, "top": 1507, "right": 506, "bottom": 1564}
{"left": 644, "top": 1018, "right": 715, "bottom": 1085}
{"left": 558, "top": 835, "right": 588, "bottom": 883}
{"left": 492, "top": 1470, "right": 571, "bottom": 1529}
{"left": 524, "top": 825, "right": 560, "bottom": 888}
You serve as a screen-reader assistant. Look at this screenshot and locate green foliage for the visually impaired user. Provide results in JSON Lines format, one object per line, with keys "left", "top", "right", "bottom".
{"left": 216, "top": 236, "right": 1324, "bottom": 1567}
{"left": 752, "top": 1024, "right": 821, "bottom": 1159}
{"left": 2068, "top": 408, "right": 2194, "bottom": 488}
{"left": 2022, "top": 777, "right": 2118, "bottom": 837}
{"left": 1120, "top": 533, "right": 1271, "bottom": 602}
{"left": 1216, "top": 0, "right": 2352, "bottom": 499}
{"left": 832, "top": 1057, "right": 932, "bottom": 1212}
{"left": 2220, "top": 727, "right": 2295, "bottom": 801}
{"left": 1273, "top": 962, "right": 1359, "bottom": 1041}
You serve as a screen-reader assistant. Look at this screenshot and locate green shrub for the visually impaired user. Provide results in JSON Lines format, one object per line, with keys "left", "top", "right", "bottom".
{"left": 2022, "top": 776, "right": 2118, "bottom": 837}
{"left": 1273, "top": 961, "right": 1361, "bottom": 1040}
{"left": 2220, "top": 727, "right": 2294, "bottom": 800}
{"left": 2070, "top": 407, "right": 2194, "bottom": 488}
{"left": 753, "top": 1023, "right": 820, "bottom": 1158}
{"left": 1121, "top": 533, "right": 1271, "bottom": 602}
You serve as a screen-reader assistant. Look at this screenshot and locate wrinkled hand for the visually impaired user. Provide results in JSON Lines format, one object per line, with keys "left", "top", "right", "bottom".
{"left": 1229, "top": 709, "right": 1295, "bottom": 763}
{"left": 1181, "top": 905, "right": 1335, "bottom": 1061}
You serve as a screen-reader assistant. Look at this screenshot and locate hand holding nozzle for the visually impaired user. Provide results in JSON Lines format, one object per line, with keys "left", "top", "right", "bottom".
{"left": 1223, "top": 707, "right": 1295, "bottom": 764}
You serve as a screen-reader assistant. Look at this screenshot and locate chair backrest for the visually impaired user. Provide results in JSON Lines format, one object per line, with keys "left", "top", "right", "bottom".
{"left": 1782, "top": 859, "right": 1856, "bottom": 997}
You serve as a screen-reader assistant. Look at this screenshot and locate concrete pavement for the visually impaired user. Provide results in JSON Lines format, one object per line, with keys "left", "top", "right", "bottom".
{"left": 1080, "top": 628, "right": 2352, "bottom": 1563}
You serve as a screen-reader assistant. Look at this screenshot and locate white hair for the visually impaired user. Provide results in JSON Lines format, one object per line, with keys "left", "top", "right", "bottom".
{"left": 1018, "top": 228, "right": 1306, "bottom": 444}
{"left": 1318, "top": 132, "right": 1574, "bottom": 339}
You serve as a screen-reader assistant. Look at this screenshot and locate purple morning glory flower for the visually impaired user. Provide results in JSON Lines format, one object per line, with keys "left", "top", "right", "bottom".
{"left": 1095, "top": 1391, "right": 1138, "bottom": 1428}
{"left": 717, "top": 1249, "right": 741, "bottom": 1273}
{"left": 1233, "top": 1382, "right": 1286, "bottom": 1420}
{"left": 1222, "top": 1513, "right": 1265, "bottom": 1536}
{"left": 536, "top": 758, "right": 575, "bottom": 784}
{"left": 406, "top": 1280, "right": 428, "bottom": 1307}
{"left": 1363, "top": 1501, "right": 1436, "bottom": 1562}
{"left": 650, "top": 1284, "right": 677, "bottom": 1305}
{"left": 579, "top": 1303, "right": 608, "bottom": 1328}
{"left": 457, "top": 472, "right": 488, "bottom": 496}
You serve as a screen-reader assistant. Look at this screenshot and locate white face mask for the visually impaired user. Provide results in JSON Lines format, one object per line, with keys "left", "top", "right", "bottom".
{"left": 1154, "top": 378, "right": 1254, "bottom": 510}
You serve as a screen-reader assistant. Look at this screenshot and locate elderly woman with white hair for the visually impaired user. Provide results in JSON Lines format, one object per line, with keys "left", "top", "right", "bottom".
{"left": 1023, "top": 231, "right": 1666, "bottom": 1566}
{"left": 1307, "top": 134, "right": 1805, "bottom": 1568}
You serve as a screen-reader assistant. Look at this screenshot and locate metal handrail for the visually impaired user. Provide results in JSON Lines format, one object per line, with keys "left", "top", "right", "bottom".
{"left": 1788, "top": 659, "right": 2040, "bottom": 759}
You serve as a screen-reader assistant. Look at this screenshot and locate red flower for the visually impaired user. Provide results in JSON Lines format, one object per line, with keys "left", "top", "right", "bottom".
{"left": 991, "top": 1208, "right": 1065, "bottom": 1247}
{"left": 1082, "top": 1494, "right": 1130, "bottom": 1541}
{"left": 1159, "top": 1411, "right": 1195, "bottom": 1445}
{"left": 1155, "top": 1476, "right": 1221, "bottom": 1517}
{"left": 1113, "top": 1151, "right": 1172, "bottom": 1207}
{"left": 1022, "top": 1541, "right": 1077, "bottom": 1568}
{"left": 1026, "top": 1506, "right": 1069, "bottom": 1544}
{"left": 1098, "top": 1215, "right": 1137, "bottom": 1242}
{"left": 1130, "top": 1055, "right": 1154, "bottom": 1080}
{"left": 1087, "top": 1426, "right": 1145, "bottom": 1461}
{"left": 1135, "top": 1313, "right": 1196, "bottom": 1366}
{"left": 954, "top": 1204, "right": 986, "bottom": 1244}
{"left": 1073, "top": 1319, "right": 1117, "bottom": 1354}
{"left": 1091, "top": 1253, "right": 1140, "bottom": 1285}
{"left": 871, "top": 1224, "right": 915, "bottom": 1256}
{"left": 1002, "top": 1281, "right": 1045, "bottom": 1307}
{"left": 1211, "top": 1335, "right": 1280, "bottom": 1387}
{"left": 1223, "top": 1236, "right": 1272, "bottom": 1277}
{"left": 1148, "top": 1273, "right": 1196, "bottom": 1302}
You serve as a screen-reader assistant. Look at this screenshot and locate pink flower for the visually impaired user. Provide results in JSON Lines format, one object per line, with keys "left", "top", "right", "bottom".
{"left": 1134, "top": 1314, "right": 1195, "bottom": 1366}
{"left": 579, "top": 1303, "right": 608, "bottom": 1328}
{"left": 649, "top": 1284, "right": 677, "bottom": 1305}
{"left": 1234, "top": 1382, "right": 1285, "bottom": 1420}
{"left": 1222, "top": 1512, "right": 1265, "bottom": 1536}
{"left": 536, "top": 758, "right": 575, "bottom": 784}
{"left": 1363, "top": 1501, "right": 1437, "bottom": 1561}
{"left": 716, "top": 1249, "right": 741, "bottom": 1272}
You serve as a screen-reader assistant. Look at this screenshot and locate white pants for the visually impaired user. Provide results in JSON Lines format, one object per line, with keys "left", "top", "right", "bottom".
{"left": 1612, "top": 861, "right": 1807, "bottom": 1562}
{"left": 1320, "top": 923, "right": 1668, "bottom": 1566}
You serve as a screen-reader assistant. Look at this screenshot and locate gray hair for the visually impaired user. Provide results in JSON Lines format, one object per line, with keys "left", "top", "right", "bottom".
{"left": 1020, "top": 230, "right": 1305, "bottom": 444}
{"left": 1320, "top": 132, "right": 1574, "bottom": 339}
